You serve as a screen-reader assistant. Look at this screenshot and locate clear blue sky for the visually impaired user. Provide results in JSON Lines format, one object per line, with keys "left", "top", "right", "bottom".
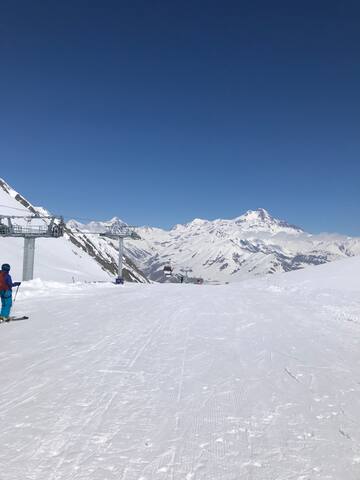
{"left": 1, "top": 0, "right": 359, "bottom": 234}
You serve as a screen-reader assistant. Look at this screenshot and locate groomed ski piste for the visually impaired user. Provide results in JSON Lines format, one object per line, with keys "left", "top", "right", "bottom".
{"left": 1, "top": 257, "right": 360, "bottom": 480}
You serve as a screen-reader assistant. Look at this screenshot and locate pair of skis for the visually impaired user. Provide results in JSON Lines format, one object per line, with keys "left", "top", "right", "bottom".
{"left": 0, "top": 316, "right": 29, "bottom": 323}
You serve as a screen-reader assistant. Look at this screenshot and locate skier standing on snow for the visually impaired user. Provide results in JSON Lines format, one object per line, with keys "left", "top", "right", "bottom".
{"left": 0, "top": 264, "right": 21, "bottom": 322}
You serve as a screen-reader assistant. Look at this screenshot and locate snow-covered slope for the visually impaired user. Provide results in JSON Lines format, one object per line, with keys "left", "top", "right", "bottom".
{"left": 2, "top": 256, "right": 360, "bottom": 479}
{"left": 123, "top": 208, "right": 360, "bottom": 283}
{"left": 0, "top": 179, "right": 148, "bottom": 283}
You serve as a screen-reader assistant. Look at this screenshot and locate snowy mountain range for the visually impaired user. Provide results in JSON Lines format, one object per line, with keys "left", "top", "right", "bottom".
{"left": 1, "top": 177, "right": 359, "bottom": 284}
{"left": 71, "top": 208, "right": 360, "bottom": 284}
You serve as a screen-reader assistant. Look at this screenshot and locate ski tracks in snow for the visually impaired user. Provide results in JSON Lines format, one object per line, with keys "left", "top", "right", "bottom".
{"left": 1, "top": 282, "right": 360, "bottom": 479}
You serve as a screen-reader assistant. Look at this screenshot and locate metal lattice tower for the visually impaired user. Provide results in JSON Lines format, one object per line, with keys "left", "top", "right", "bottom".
{"left": 100, "top": 223, "right": 140, "bottom": 284}
{"left": 0, "top": 215, "right": 65, "bottom": 281}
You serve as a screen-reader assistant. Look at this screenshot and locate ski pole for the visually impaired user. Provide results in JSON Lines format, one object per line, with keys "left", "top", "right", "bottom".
{"left": 13, "top": 284, "right": 20, "bottom": 303}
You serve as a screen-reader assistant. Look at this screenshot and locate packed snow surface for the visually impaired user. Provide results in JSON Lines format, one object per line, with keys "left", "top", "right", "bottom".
{"left": 1, "top": 257, "right": 360, "bottom": 479}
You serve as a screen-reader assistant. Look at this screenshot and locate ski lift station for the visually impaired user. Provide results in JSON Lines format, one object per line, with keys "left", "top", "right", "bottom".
{"left": 0, "top": 215, "right": 64, "bottom": 281}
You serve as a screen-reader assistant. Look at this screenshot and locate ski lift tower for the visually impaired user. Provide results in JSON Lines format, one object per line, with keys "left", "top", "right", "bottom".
{"left": 181, "top": 267, "right": 193, "bottom": 283}
{"left": 100, "top": 224, "right": 140, "bottom": 284}
{"left": 0, "top": 215, "right": 65, "bottom": 281}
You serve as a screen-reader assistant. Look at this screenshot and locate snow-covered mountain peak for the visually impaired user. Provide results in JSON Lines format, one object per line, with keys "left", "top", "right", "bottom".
{"left": 34, "top": 206, "right": 52, "bottom": 217}
{"left": 168, "top": 209, "right": 302, "bottom": 237}
{"left": 238, "top": 208, "right": 272, "bottom": 222}
{"left": 67, "top": 217, "right": 127, "bottom": 234}
{"left": 66, "top": 219, "right": 83, "bottom": 230}
{"left": 108, "top": 216, "right": 126, "bottom": 226}
{"left": 235, "top": 208, "right": 303, "bottom": 234}
{"left": 186, "top": 218, "right": 209, "bottom": 228}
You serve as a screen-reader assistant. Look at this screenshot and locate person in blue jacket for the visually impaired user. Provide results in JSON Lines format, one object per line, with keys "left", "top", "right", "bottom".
{"left": 0, "top": 264, "right": 21, "bottom": 322}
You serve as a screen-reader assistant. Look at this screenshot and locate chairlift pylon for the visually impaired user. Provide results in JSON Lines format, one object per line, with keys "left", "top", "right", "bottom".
{"left": 0, "top": 215, "right": 65, "bottom": 281}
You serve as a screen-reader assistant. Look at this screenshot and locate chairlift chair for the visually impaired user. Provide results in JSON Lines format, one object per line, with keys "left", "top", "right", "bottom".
{"left": 163, "top": 265, "right": 173, "bottom": 277}
{"left": 0, "top": 223, "right": 10, "bottom": 235}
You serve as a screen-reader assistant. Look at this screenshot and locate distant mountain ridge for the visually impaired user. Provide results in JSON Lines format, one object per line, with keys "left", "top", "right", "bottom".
{"left": 122, "top": 208, "right": 360, "bottom": 283}
{"left": 68, "top": 208, "right": 360, "bottom": 283}
{"left": 2, "top": 177, "right": 359, "bottom": 284}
